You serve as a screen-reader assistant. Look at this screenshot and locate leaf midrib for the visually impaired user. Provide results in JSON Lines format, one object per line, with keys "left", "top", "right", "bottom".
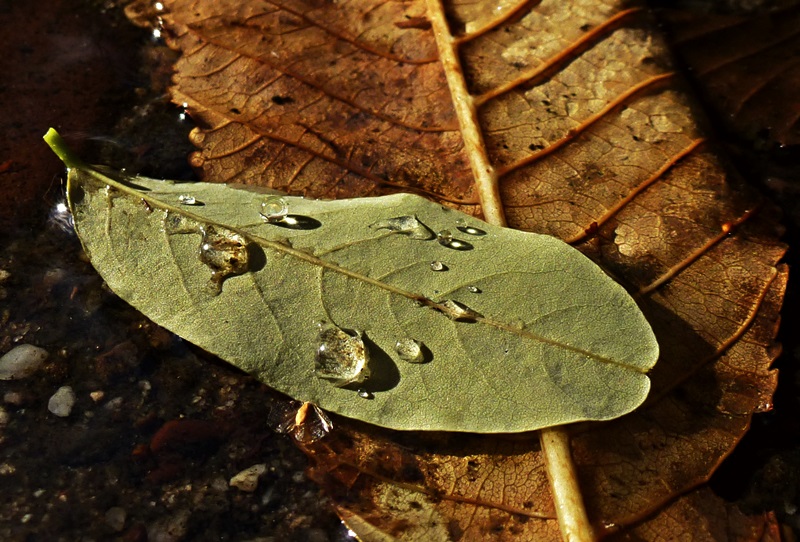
{"left": 75, "top": 165, "right": 646, "bottom": 374}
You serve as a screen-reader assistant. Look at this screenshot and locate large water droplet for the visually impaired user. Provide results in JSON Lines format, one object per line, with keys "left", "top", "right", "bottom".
{"left": 259, "top": 196, "right": 289, "bottom": 223}
{"left": 395, "top": 338, "right": 424, "bottom": 363}
{"left": 437, "top": 300, "right": 482, "bottom": 321}
{"left": 370, "top": 215, "right": 434, "bottom": 240}
{"left": 198, "top": 226, "right": 250, "bottom": 295}
{"left": 430, "top": 261, "right": 447, "bottom": 272}
{"left": 314, "top": 324, "right": 370, "bottom": 387}
{"left": 466, "top": 285, "right": 481, "bottom": 293}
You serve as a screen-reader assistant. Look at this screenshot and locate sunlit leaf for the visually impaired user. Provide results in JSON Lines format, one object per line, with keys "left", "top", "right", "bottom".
{"left": 45, "top": 128, "right": 658, "bottom": 433}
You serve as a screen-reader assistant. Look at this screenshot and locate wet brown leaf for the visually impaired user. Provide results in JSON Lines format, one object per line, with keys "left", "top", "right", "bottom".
{"left": 660, "top": 5, "right": 800, "bottom": 149}
{"left": 134, "top": 0, "right": 787, "bottom": 539}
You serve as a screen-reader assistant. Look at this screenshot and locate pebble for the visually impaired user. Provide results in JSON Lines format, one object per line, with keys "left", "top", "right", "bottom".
{"left": 105, "top": 506, "right": 126, "bottom": 532}
{"left": 0, "top": 344, "right": 49, "bottom": 380}
{"left": 147, "top": 509, "right": 190, "bottom": 542}
{"left": 229, "top": 464, "right": 267, "bottom": 492}
{"left": 48, "top": 386, "right": 76, "bottom": 417}
{"left": 3, "top": 392, "right": 23, "bottom": 406}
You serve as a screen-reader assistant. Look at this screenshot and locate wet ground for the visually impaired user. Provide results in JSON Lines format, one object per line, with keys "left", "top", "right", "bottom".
{"left": 0, "top": 1, "right": 349, "bottom": 540}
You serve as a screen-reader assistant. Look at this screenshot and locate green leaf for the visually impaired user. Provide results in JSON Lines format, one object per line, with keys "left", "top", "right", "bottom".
{"left": 44, "top": 129, "right": 659, "bottom": 433}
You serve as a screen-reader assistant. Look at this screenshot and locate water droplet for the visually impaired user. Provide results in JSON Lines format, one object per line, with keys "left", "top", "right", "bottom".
{"left": 275, "top": 401, "right": 333, "bottom": 443}
{"left": 437, "top": 300, "right": 482, "bottom": 321}
{"left": 259, "top": 196, "right": 289, "bottom": 223}
{"left": 455, "top": 219, "right": 487, "bottom": 236}
{"left": 430, "top": 261, "right": 447, "bottom": 272}
{"left": 178, "top": 194, "right": 199, "bottom": 205}
{"left": 198, "top": 226, "right": 250, "bottom": 295}
{"left": 370, "top": 215, "right": 434, "bottom": 240}
{"left": 395, "top": 338, "right": 424, "bottom": 363}
{"left": 314, "top": 324, "right": 370, "bottom": 387}
{"left": 756, "top": 400, "right": 774, "bottom": 413}
{"left": 357, "top": 389, "right": 373, "bottom": 399}
{"left": 466, "top": 286, "right": 481, "bottom": 293}
{"left": 436, "top": 229, "right": 474, "bottom": 250}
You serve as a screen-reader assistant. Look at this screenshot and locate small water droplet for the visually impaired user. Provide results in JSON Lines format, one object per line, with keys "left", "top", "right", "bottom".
{"left": 430, "top": 261, "right": 447, "bottom": 272}
{"left": 370, "top": 215, "right": 434, "bottom": 240}
{"left": 395, "top": 338, "right": 424, "bottom": 363}
{"left": 178, "top": 194, "right": 199, "bottom": 205}
{"left": 259, "top": 196, "right": 289, "bottom": 223}
{"left": 437, "top": 229, "right": 453, "bottom": 245}
{"left": 198, "top": 226, "right": 250, "bottom": 295}
{"left": 357, "top": 389, "right": 373, "bottom": 399}
{"left": 462, "top": 226, "right": 485, "bottom": 236}
{"left": 314, "top": 324, "right": 370, "bottom": 387}
{"left": 756, "top": 401, "right": 774, "bottom": 413}
{"left": 466, "top": 285, "right": 481, "bottom": 293}
{"left": 437, "top": 300, "right": 482, "bottom": 321}
{"left": 436, "top": 229, "right": 473, "bottom": 250}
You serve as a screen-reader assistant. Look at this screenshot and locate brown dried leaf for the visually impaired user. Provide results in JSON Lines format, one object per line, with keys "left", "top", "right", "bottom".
{"left": 137, "top": 0, "right": 787, "bottom": 539}
{"left": 660, "top": 5, "right": 800, "bottom": 149}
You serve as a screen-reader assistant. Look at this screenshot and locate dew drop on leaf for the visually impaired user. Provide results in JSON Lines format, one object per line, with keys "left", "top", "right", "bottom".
{"left": 437, "top": 300, "right": 482, "bottom": 321}
{"left": 455, "top": 219, "right": 486, "bottom": 236}
{"left": 437, "top": 230, "right": 474, "bottom": 250}
{"left": 394, "top": 338, "right": 424, "bottom": 363}
{"left": 369, "top": 215, "right": 434, "bottom": 240}
{"left": 466, "top": 285, "right": 481, "bottom": 293}
{"left": 357, "top": 389, "right": 373, "bottom": 399}
{"left": 259, "top": 196, "right": 289, "bottom": 223}
{"left": 314, "top": 324, "right": 370, "bottom": 387}
{"left": 198, "top": 225, "right": 250, "bottom": 295}
{"left": 430, "top": 261, "right": 447, "bottom": 272}
{"left": 178, "top": 194, "right": 198, "bottom": 205}
{"left": 437, "top": 229, "right": 453, "bottom": 245}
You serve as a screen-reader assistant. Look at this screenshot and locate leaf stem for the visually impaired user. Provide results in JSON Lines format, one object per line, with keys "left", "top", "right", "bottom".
{"left": 424, "top": 3, "right": 595, "bottom": 540}
{"left": 540, "top": 427, "right": 596, "bottom": 542}
{"left": 425, "top": 0, "right": 506, "bottom": 226}
{"left": 43, "top": 128, "right": 86, "bottom": 170}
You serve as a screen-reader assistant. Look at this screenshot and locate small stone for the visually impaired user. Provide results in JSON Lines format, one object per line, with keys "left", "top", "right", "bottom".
{"left": 48, "top": 386, "right": 76, "bottom": 417}
{"left": 3, "top": 392, "right": 23, "bottom": 406}
{"left": 90, "top": 391, "right": 105, "bottom": 402}
{"left": 105, "top": 506, "right": 127, "bottom": 532}
{"left": 0, "top": 344, "right": 49, "bottom": 380}
{"left": 229, "top": 463, "right": 267, "bottom": 492}
{"left": 147, "top": 509, "right": 190, "bottom": 542}
{"left": 0, "top": 407, "right": 9, "bottom": 427}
